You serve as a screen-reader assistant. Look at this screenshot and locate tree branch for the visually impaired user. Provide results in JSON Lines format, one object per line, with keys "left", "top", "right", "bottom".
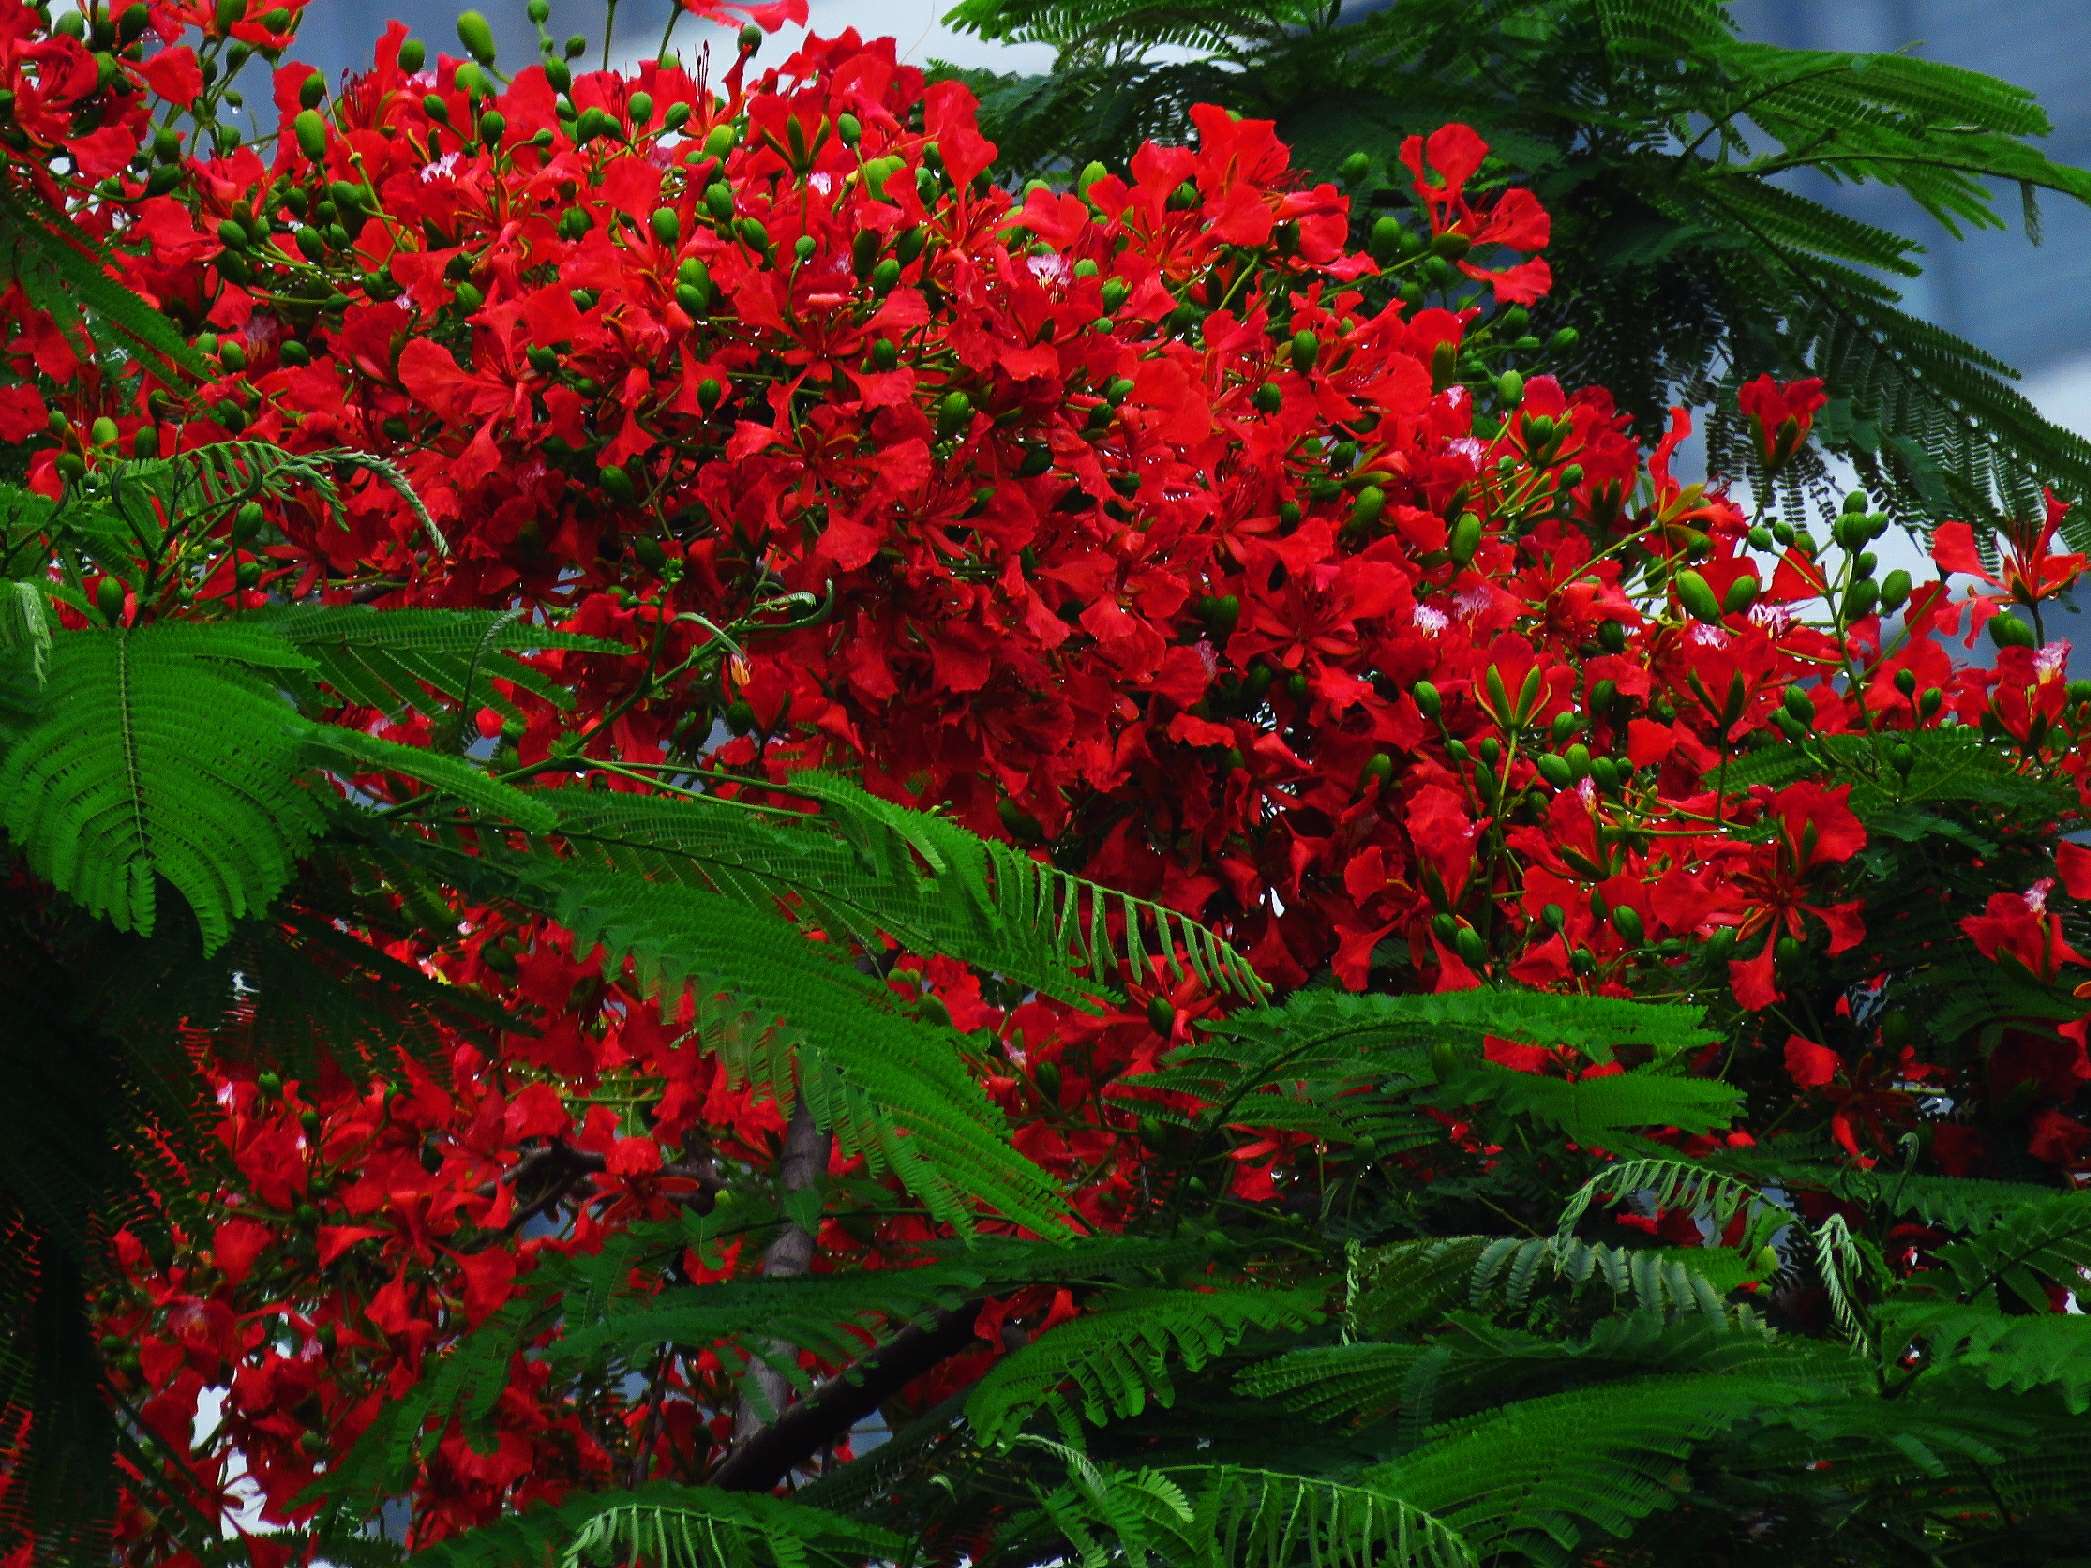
{"left": 711, "top": 1302, "right": 983, "bottom": 1494}
{"left": 729, "top": 1100, "right": 832, "bottom": 1443}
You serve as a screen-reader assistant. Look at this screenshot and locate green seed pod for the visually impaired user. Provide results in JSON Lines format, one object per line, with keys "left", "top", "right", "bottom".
{"left": 1674, "top": 568, "right": 1722, "bottom": 623}
{"left": 455, "top": 9, "right": 496, "bottom": 64}
{"left": 650, "top": 205, "right": 680, "bottom": 245}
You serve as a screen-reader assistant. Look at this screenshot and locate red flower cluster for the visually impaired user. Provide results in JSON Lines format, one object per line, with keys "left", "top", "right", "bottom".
{"left": 2, "top": 2, "right": 2089, "bottom": 1555}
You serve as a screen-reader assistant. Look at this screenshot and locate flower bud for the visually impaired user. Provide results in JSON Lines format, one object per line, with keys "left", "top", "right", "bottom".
{"left": 1674, "top": 568, "right": 1722, "bottom": 623}
{"left": 455, "top": 10, "right": 496, "bottom": 65}
{"left": 1448, "top": 511, "right": 1482, "bottom": 566}
{"left": 291, "top": 108, "right": 327, "bottom": 161}
{"left": 1989, "top": 612, "right": 2035, "bottom": 649}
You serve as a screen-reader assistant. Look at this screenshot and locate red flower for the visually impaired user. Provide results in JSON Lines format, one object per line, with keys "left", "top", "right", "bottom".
{"left": 1961, "top": 882, "right": 2088, "bottom": 981}
{"left": 1932, "top": 489, "right": 2087, "bottom": 607}
{"left": 1737, "top": 374, "right": 1826, "bottom": 470}
{"left": 1396, "top": 123, "right": 1552, "bottom": 303}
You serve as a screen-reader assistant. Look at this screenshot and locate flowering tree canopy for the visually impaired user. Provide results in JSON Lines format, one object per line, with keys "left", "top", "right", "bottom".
{"left": 4, "top": 3, "right": 2091, "bottom": 1565}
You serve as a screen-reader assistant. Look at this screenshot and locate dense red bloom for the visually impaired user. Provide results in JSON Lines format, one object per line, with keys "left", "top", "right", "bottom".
{"left": 0, "top": 4, "right": 2086, "bottom": 1555}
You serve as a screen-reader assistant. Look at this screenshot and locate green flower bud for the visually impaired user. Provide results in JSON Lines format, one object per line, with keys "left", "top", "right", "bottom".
{"left": 398, "top": 37, "right": 426, "bottom": 72}
{"left": 1674, "top": 568, "right": 1722, "bottom": 623}
{"left": 455, "top": 10, "right": 496, "bottom": 64}
{"left": 1290, "top": 328, "right": 1319, "bottom": 372}
{"left": 1448, "top": 511, "right": 1482, "bottom": 567}
{"left": 1723, "top": 575, "right": 1758, "bottom": 615}
{"left": 1989, "top": 612, "right": 2036, "bottom": 649}
{"left": 1879, "top": 568, "right": 1912, "bottom": 614}
{"left": 650, "top": 205, "right": 680, "bottom": 245}
{"left": 292, "top": 108, "right": 327, "bottom": 161}
{"left": 1413, "top": 680, "right": 1442, "bottom": 720}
